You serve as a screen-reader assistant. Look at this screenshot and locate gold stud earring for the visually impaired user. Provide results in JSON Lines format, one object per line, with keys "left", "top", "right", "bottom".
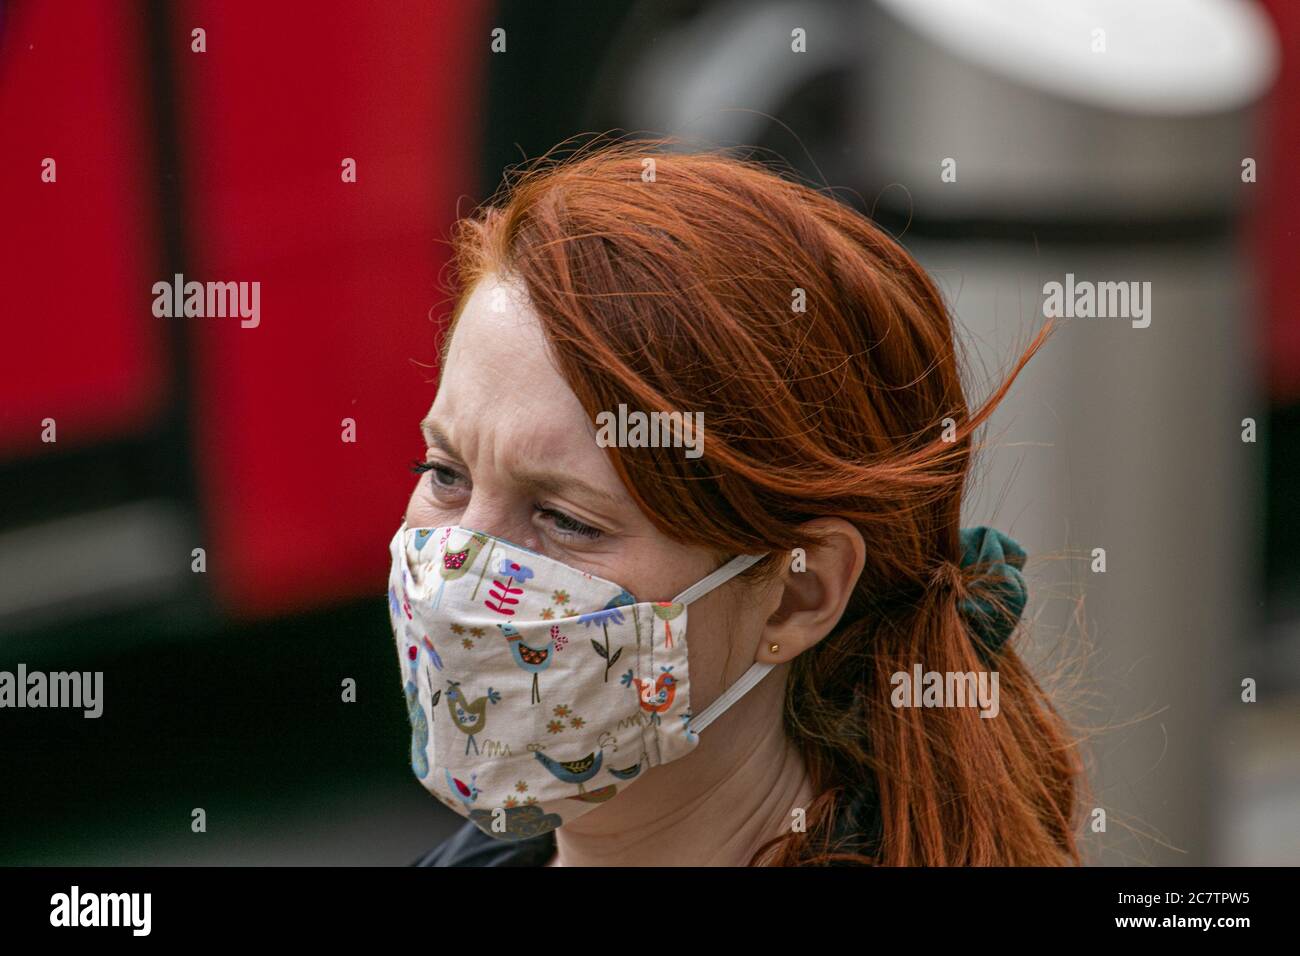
{"left": 769, "top": 642, "right": 780, "bottom": 654}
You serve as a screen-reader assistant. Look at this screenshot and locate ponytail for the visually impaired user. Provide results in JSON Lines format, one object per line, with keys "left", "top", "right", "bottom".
{"left": 750, "top": 551, "right": 1083, "bottom": 866}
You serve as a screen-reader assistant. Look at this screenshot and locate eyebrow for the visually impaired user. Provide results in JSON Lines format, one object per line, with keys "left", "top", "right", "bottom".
{"left": 420, "top": 419, "right": 453, "bottom": 452}
{"left": 419, "top": 418, "right": 625, "bottom": 509}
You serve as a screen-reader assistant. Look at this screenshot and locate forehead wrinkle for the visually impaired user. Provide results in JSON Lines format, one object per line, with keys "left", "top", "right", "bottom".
{"left": 491, "top": 414, "right": 579, "bottom": 473}
{"left": 482, "top": 410, "right": 624, "bottom": 509}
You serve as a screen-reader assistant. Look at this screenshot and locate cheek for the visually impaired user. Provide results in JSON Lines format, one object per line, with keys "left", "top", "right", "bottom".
{"left": 680, "top": 598, "right": 735, "bottom": 685}
{"left": 682, "top": 589, "right": 769, "bottom": 688}
{"left": 404, "top": 480, "right": 442, "bottom": 527}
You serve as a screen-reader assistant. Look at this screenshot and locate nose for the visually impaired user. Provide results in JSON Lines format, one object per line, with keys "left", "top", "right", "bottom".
{"left": 457, "top": 495, "right": 538, "bottom": 551}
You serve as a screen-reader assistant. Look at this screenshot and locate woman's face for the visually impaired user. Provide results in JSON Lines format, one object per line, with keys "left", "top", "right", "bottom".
{"left": 405, "top": 273, "right": 775, "bottom": 704}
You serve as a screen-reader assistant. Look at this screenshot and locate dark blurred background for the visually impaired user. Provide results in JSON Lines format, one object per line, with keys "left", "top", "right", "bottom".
{"left": 0, "top": 0, "right": 1296, "bottom": 865}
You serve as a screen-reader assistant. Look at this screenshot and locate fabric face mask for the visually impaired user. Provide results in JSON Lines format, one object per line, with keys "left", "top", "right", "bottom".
{"left": 387, "top": 523, "right": 772, "bottom": 841}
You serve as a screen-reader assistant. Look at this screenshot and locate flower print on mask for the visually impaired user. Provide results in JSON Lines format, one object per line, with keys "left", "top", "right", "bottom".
{"left": 485, "top": 557, "right": 534, "bottom": 616}
{"left": 389, "top": 523, "right": 773, "bottom": 841}
{"left": 579, "top": 588, "right": 634, "bottom": 682}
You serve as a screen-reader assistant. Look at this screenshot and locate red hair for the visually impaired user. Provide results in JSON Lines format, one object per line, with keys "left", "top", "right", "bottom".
{"left": 445, "top": 137, "right": 1086, "bottom": 865}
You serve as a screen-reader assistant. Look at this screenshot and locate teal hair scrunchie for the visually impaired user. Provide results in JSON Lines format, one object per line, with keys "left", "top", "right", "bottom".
{"left": 956, "top": 526, "right": 1028, "bottom": 655}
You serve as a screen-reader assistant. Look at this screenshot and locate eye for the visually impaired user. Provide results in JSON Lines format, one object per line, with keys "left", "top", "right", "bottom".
{"left": 411, "top": 459, "right": 465, "bottom": 491}
{"left": 536, "top": 506, "right": 602, "bottom": 541}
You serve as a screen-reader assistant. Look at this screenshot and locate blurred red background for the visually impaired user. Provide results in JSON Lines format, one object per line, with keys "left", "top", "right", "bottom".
{"left": 1, "top": 0, "right": 485, "bottom": 615}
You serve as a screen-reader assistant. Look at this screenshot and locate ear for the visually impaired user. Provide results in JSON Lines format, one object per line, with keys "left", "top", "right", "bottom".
{"left": 757, "top": 518, "right": 866, "bottom": 664}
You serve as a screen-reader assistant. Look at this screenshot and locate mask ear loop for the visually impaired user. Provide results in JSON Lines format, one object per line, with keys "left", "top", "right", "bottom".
{"left": 687, "top": 659, "right": 776, "bottom": 735}
{"left": 670, "top": 553, "right": 765, "bottom": 605}
{"left": 671, "top": 553, "right": 776, "bottom": 737}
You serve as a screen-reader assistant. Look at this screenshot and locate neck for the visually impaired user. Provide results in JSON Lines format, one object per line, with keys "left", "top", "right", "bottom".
{"left": 547, "top": 666, "right": 813, "bottom": 866}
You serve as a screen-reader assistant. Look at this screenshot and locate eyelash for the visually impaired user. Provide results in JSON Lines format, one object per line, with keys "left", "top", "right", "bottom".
{"left": 536, "top": 507, "right": 602, "bottom": 540}
{"left": 411, "top": 459, "right": 460, "bottom": 488}
{"left": 409, "top": 460, "right": 603, "bottom": 540}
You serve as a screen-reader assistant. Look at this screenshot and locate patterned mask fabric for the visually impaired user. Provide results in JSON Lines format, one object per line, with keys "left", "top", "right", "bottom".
{"left": 387, "top": 523, "right": 772, "bottom": 841}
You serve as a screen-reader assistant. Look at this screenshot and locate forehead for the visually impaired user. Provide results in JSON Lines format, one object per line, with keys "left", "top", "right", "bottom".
{"left": 428, "top": 274, "right": 594, "bottom": 455}
{"left": 445, "top": 273, "right": 545, "bottom": 367}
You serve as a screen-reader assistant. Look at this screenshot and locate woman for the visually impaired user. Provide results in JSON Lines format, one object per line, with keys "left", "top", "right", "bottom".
{"left": 390, "top": 139, "right": 1085, "bottom": 867}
